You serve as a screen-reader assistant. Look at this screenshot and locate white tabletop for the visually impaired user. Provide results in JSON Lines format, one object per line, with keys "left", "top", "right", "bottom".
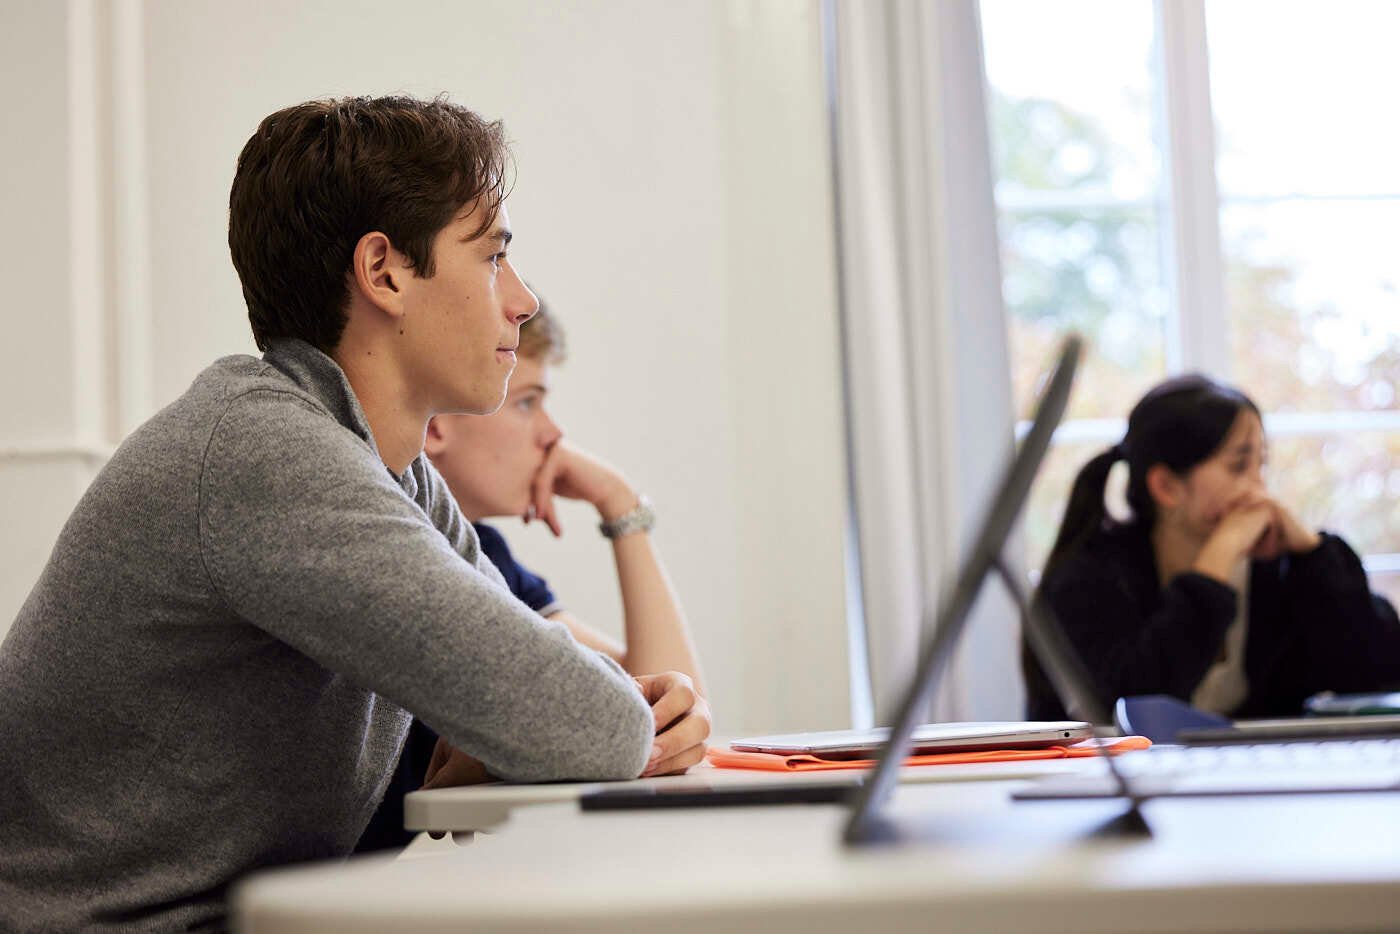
{"left": 235, "top": 767, "right": 1400, "bottom": 933}
{"left": 403, "top": 754, "right": 1111, "bottom": 833}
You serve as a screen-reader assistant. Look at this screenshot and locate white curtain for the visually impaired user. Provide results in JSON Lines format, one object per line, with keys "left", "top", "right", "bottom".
{"left": 827, "top": 0, "right": 1023, "bottom": 724}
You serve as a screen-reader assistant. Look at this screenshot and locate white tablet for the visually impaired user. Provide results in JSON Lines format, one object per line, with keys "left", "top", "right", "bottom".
{"left": 730, "top": 721, "right": 1094, "bottom": 760}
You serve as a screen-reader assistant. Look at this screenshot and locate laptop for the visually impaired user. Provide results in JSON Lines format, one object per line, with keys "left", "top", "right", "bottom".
{"left": 841, "top": 335, "right": 1400, "bottom": 845}
{"left": 842, "top": 334, "right": 1132, "bottom": 842}
{"left": 729, "top": 721, "right": 1093, "bottom": 760}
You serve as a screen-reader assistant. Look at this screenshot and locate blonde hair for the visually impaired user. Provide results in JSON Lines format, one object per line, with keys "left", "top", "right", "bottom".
{"left": 518, "top": 291, "right": 566, "bottom": 364}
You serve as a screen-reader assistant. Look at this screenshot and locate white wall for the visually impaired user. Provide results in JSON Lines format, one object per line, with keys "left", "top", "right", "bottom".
{"left": 0, "top": 0, "right": 850, "bottom": 734}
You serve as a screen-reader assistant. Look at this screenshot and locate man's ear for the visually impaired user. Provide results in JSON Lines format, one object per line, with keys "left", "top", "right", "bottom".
{"left": 423, "top": 415, "right": 449, "bottom": 457}
{"left": 1145, "top": 463, "right": 1184, "bottom": 512}
{"left": 350, "top": 231, "right": 408, "bottom": 318}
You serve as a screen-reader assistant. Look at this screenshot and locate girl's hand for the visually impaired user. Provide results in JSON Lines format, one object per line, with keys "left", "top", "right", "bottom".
{"left": 1193, "top": 492, "right": 1275, "bottom": 583}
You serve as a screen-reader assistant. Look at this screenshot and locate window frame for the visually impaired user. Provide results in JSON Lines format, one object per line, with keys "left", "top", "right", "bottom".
{"left": 998, "top": 0, "right": 1400, "bottom": 579}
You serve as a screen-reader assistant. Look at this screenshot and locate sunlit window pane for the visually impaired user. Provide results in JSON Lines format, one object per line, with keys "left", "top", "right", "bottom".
{"left": 1002, "top": 207, "right": 1168, "bottom": 420}
{"left": 982, "top": 0, "right": 1169, "bottom": 421}
{"left": 1223, "top": 201, "right": 1400, "bottom": 414}
{"left": 1373, "top": 573, "right": 1400, "bottom": 611}
{"left": 1207, "top": 0, "right": 1400, "bottom": 199}
{"left": 1264, "top": 430, "right": 1400, "bottom": 558}
{"left": 1206, "top": 0, "right": 1400, "bottom": 565}
{"left": 982, "top": 0, "right": 1160, "bottom": 201}
{"left": 985, "top": 0, "right": 1400, "bottom": 575}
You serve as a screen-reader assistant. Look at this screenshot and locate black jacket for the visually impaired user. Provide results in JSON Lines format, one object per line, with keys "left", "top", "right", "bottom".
{"left": 1025, "top": 523, "right": 1400, "bottom": 721}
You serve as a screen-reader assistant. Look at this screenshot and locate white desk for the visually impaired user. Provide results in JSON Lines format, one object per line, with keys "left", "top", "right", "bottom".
{"left": 403, "top": 755, "right": 1108, "bottom": 835}
{"left": 234, "top": 763, "right": 1400, "bottom": 933}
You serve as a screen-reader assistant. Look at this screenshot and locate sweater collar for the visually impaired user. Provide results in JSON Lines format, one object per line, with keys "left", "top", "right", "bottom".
{"left": 261, "top": 339, "right": 425, "bottom": 496}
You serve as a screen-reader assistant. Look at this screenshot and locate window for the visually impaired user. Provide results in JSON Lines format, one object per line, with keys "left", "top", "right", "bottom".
{"left": 980, "top": 0, "right": 1400, "bottom": 605}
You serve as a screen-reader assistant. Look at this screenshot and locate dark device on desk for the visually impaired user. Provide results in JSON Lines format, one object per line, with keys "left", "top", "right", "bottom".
{"left": 839, "top": 335, "right": 1155, "bottom": 844}
{"left": 1305, "top": 690, "right": 1400, "bottom": 717}
{"left": 1115, "top": 693, "right": 1400, "bottom": 744}
{"left": 581, "top": 780, "right": 861, "bottom": 811}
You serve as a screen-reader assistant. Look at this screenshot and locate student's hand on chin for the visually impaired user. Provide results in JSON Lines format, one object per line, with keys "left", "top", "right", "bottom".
{"left": 632, "top": 671, "right": 712, "bottom": 778}
{"left": 1231, "top": 497, "right": 1279, "bottom": 561}
{"left": 1196, "top": 494, "right": 1275, "bottom": 580}
{"left": 525, "top": 441, "right": 633, "bottom": 539}
{"left": 421, "top": 737, "right": 495, "bottom": 789}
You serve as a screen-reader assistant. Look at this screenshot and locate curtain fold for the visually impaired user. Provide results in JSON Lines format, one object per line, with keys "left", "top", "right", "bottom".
{"left": 828, "top": 0, "right": 1023, "bottom": 724}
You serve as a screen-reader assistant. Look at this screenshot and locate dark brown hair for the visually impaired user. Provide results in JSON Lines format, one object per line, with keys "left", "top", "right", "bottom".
{"left": 1041, "top": 373, "right": 1261, "bottom": 586}
{"left": 228, "top": 95, "right": 511, "bottom": 352}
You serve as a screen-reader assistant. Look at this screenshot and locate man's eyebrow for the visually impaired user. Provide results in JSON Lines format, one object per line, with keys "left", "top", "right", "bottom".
{"left": 481, "top": 226, "right": 513, "bottom": 247}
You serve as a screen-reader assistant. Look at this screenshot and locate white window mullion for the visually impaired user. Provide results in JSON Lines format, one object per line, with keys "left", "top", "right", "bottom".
{"left": 1156, "top": 0, "right": 1231, "bottom": 378}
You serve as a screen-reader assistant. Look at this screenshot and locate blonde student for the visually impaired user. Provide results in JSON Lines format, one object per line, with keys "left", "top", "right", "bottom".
{"left": 357, "top": 299, "right": 707, "bottom": 850}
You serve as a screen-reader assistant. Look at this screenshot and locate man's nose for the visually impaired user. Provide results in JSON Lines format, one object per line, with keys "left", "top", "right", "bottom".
{"left": 507, "top": 272, "right": 539, "bottom": 324}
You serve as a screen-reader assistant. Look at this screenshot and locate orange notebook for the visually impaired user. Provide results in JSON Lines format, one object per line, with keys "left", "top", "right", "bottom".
{"left": 706, "top": 735, "right": 1151, "bottom": 772}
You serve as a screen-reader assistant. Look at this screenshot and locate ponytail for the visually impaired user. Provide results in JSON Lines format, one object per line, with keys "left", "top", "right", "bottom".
{"left": 1040, "top": 443, "right": 1125, "bottom": 587}
{"left": 1023, "top": 373, "right": 1261, "bottom": 718}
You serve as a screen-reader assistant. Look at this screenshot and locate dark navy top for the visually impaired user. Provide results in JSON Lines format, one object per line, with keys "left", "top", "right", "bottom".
{"left": 356, "top": 522, "right": 560, "bottom": 852}
{"left": 472, "top": 522, "right": 562, "bottom": 619}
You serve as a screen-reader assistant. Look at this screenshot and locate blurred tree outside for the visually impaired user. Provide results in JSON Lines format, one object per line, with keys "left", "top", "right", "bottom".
{"left": 990, "top": 89, "right": 1400, "bottom": 597}
{"left": 991, "top": 92, "right": 1167, "bottom": 424}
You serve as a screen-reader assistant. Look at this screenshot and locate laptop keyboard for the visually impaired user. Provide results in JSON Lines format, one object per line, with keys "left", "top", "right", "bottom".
{"left": 1015, "top": 738, "right": 1400, "bottom": 799}
{"left": 1119, "top": 738, "right": 1400, "bottom": 775}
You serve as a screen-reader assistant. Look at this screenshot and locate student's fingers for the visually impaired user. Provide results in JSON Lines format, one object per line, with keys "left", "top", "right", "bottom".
{"left": 637, "top": 672, "right": 699, "bottom": 732}
{"left": 420, "top": 746, "right": 494, "bottom": 790}
{"left": 632, "top": 670, "right": 686, "bottom": 704}
{"left": 642, "top": 705, "right": 713, "bottom": 777}
{"left": 425, "top": 735, "right": 452, "bottom": 785}
{"left": 643, "top": 734, "right": 708, "bottom": 777}
{"left": 1209, "top": 505, "right": 1271, "bottom": 565}
{"left": 1224, "top": 500, "right": 1272, "bottom": 540}
{"left": 530, "top": 446, "right": 565, "bottom": 537}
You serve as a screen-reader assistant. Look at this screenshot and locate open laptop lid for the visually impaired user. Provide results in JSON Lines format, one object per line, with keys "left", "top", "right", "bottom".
{"left": 843, "top": 335, "right": 1084, "bottom": 844}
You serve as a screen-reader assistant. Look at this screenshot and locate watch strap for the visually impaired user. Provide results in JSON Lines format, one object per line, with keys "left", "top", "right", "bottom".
{"left": 599, "top": 494, "right": 655, "bottom": 539}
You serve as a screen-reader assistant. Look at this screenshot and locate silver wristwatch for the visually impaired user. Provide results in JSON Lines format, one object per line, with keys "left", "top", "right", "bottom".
{"left": 598, "top": 494, "right": 655, "bottom": 539}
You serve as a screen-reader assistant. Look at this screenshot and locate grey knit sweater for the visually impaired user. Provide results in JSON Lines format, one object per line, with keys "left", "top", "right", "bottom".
{"left": 0, "top": 339, "right": 653, "bottom": 931}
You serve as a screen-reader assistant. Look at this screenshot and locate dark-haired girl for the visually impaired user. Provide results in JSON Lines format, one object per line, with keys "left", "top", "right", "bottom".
{"left": 1025, "top": 374, "right": 1400, "bottom": 721}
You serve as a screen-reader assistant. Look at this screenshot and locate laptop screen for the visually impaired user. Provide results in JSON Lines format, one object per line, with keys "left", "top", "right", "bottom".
{"left": 842, "top": 335, "right": 1085, "bottom": 844}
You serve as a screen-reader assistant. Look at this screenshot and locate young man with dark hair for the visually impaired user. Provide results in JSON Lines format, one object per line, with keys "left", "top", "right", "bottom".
{"left": 0, "top": 95, "right": 708, "bottom": 931}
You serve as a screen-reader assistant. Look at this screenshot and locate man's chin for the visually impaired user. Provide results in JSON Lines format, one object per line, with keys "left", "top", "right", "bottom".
{"left": 445, "top": 387, "right": 509, "bottom": 416}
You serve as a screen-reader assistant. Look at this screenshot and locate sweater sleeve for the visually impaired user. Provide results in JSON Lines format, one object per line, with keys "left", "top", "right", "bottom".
{"left": 1281, "top": 533, "right": 1400, "bottom": 693}
{"left": 196, "top": 390, "right": 653, "bottom": 783}
{"left": 1043, "top": 552, "right": 1239, "bottom": 708}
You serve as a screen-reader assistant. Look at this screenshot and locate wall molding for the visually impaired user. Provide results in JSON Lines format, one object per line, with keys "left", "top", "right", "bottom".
{"left": 0, "top": 441, "right": 114, "bottom": 466}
